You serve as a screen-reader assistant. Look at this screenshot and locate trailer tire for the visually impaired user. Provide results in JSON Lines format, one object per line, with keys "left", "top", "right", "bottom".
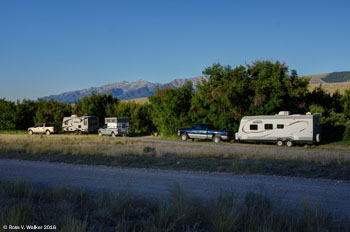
{"left": 28, "top": 130, "right": 33, "bottom": 135}
{"left": 181, "top": 133, "right": 188, "bottom": 141}
{"left": 45, "top": 130, "right": 50, "bottom": 135}
{"left": 111, "top": 132, "right": 116, "bottom": 137}
{"left": 98, "top": 131, "right": 102, "bottom": 136}
{"left": 276, "top": 140, "right": 284, "bottom": 147}
{"left": 213, "top": 135, "right": 221, "bottom": 143}
{"left": 286, "top": 140, "right": 293, "bottom": 147}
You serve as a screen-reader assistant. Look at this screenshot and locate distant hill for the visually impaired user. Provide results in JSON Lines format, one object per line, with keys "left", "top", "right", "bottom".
{"left": 306, "top": 71, "right": 350, "bottom": 84}
{"left": 41, "top": 76, "right": 208, "bottom": 103}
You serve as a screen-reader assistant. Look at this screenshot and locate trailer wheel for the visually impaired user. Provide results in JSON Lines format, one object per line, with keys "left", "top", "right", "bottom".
{"left": 111, "top": 132, "right": 116, "bottom": 137}
{"left": 28, "top": 130, "right": 33, "bottom": 135}
{"left": 45, "top": 130, "right": 50, "bottom": 135}
{"left": 98, "top": 131, "right": 102, "bottom": 136}
{"left": 286, "top": 140, "right": 293, "bottom": 147}
{"left": 213, "top": 135, "right": 221, "bottom": 143}
{"left": 276, "top": 140, "right": 284, "bottom": 147}
{"left": 181, "top": 133, "right": 188, "bottom": 141}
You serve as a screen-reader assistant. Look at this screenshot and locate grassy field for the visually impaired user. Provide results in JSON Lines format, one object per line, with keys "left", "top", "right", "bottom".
{"left": 0, "top": 134, "right": 350, "bottom": 180}
{"left": 0, "top": 179, "right": 348, "bottom": 232}
{"left": 121, "top": 97, "right": 149, "bottom": 104}
{"left": 309, "top": 82, "right": 350, "bottom": 95}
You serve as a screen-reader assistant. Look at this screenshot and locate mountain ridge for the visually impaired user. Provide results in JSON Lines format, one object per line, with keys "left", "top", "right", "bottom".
{"left": 41, "top": 76, "right": 208, "bottom": 103}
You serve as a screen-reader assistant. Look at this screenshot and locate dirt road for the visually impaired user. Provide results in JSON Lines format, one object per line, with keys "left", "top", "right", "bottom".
{"left": 0, "top": 159, "right": 349, "bottom": 216}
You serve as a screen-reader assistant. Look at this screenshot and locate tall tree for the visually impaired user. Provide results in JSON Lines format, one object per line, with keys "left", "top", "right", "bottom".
{"left": 149, "top": 82, "right": 193, "bottom": 135}
{"left": 74, "top": 93, "right": 119, "bottom": 126}
{"left": 0, "top": 99, "right": 16, "bottom": 130}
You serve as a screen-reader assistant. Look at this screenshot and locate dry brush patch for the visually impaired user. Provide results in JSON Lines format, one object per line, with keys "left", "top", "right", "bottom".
{"left": 1, "top": 134, "right": 350, "bottom": 179}
{"left": 0, "top": 179, "right": 348, "bottom": 232}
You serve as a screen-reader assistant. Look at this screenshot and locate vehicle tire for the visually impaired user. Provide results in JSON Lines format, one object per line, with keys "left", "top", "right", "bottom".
{"left": 111, "top": 132, "right": 116, "bottom": 137}
{"left": 98, "top": 131, "right": 102, "bottom": 136}
{"left": 28, "top": 130, "right": 33, "bottom": 135}
{"left": 213, "top": 135, "right": 221, "bottom": 143}
{"left": 181, "top": 133, "right": 188, "bottom": 141}
{"left": 45, "top": 130, "right": 50, "bottom": 135}
{"left": 286, "top": 140, "right": 293, "bottom": 147}
{"left": 276, "top": 140, "right": 284, "bottom": 147}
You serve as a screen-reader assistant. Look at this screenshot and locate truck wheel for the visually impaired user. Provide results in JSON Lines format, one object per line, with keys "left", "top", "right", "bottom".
{"left": 213, "top": 135, "right": 221, "bottom": 143}
{"left": 181, "top": 133, "right": 188, "bottom": 141}
{"left": 276, "top": 140, "right": 284, "bottom": 147}
{"left": 286, "top": 140, "right": 293, "bottom": 147}
{"left": 98, "top": 131, "right": 102, "bottom": 136}
{"left": 45, "top": 130, "right": 50, "bottom": 135}
{"left": 28, "top": 130, "right": 33, "bottom": 135}
{"left": 111, "top": 132, "right": 116, "bottom": 137}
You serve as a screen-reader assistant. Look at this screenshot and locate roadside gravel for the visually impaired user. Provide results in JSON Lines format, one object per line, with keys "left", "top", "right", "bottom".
{"left": 0, "top": 159, "right": 349, "bottom": 217}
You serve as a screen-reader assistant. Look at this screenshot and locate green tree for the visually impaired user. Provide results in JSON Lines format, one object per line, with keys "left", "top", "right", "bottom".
{"left": 149, "top": 82, "right": 193, "bottom": 135}
{"left": 74, "top": 93, "right": 119, "bottom": 126}
{"left": 34, "top": 99, "right": 72, "bottom": 128}
{"left": 0, "top": 98, "right": 16, "bottom": 130}
{"left": 106, "top": 101, "right": 155, "bottom": 134}
{"left": 191, "top": 64, "right": 251, "bottom": 131}
{"left": 342, "top": 89, "right": 350, "bottom": 117}
{"left": 15, "top": 99, "right": 37, "bottom": 130}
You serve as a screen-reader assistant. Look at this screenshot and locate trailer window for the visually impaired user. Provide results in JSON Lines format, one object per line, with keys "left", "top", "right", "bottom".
{"left": 277, "top": 124, "right": 284, "bottom": 129}
{"left": 250, "top": 124, "right": 258, "bottom": 130}
{"left": 264, "top": 124, "right": 273, "bottom": 130}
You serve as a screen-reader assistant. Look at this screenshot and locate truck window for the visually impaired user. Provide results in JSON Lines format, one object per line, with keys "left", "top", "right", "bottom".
{"left": 193, "top": 124, "right": 201, "bottom": 130}
{"left": 264, "top": 124, "right": 273, "bottom": 130}
{"left": 208, "top": 124, "right": 215, "bottom": 130}
{"left": 277, "top": 124, "right": 284, "bottom": 129}
{"left": 250, "top": 124, "right": 258, "bottom": 130}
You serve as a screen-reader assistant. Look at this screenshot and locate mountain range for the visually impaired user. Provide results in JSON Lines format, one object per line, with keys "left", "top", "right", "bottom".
{"left": 41, "top": 72, "right": 350, "bottom": 103}
{"left": 41, "top": 76, "right": 209, "bottom": 103}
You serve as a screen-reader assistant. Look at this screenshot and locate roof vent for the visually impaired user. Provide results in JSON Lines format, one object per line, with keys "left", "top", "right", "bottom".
{"left": 278, "top": 111, "right": 291, "bottom": 116}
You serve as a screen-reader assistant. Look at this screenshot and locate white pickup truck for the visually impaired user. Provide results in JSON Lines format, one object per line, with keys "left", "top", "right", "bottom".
{"left": 28, "top": 124, "right": 56, "bottom": 135}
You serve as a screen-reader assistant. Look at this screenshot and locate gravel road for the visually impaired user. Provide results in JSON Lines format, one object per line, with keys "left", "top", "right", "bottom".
{"left": 0, "top": 159, "right": 349, "bottom": 217}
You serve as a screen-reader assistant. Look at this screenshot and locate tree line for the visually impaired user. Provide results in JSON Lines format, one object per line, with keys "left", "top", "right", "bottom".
{"left": 1, "top": 60, "right": 349, "bottom": 141}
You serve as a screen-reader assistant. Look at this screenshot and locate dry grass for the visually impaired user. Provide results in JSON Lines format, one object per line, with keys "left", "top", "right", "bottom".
{"left": 121, "top": 97, "right": 149, "bottom": 104}
{"left": 0, "top": 179, "right": 348, "bottom": 232}
{"left": 309, "top": 82, "right": 350, "bottom": 95}
{"left": 1, "top": 134, "right": 350, "bottom": 179}
{"left": 0, "top": 134, "right": 349, "bottom": 164}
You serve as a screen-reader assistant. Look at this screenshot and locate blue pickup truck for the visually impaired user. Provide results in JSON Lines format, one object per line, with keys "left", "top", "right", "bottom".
{"left": 177, "top": 123, "right": 232, "bottom": 143}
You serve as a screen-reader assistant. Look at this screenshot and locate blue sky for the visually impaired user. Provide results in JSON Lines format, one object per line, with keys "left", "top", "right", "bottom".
{"left": 1, "top": 0, "right": 349, "bottom": 100}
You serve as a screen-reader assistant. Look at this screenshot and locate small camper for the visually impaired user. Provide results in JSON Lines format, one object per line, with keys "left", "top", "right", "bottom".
{"left": 98, "top": 117, "right": 129, "bottom": 137}
{"left": 235, "top": 111, "right": 321, "bottom": 146}
{"left": 62, "top": 115, "right": 99, "bottom": 134}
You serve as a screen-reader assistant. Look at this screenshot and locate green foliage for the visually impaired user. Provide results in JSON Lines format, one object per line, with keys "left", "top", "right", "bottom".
{"left": 0, "top": 99, "right": 16, "bottom": 130}
{"left": 15, "top": 99, "right": 37, "bottom": 130}
{"left": 149, "top": 82, "right": 193, "bottom": 135}
{"left": 106, "top": 101, "right": 155, "bottom": 134}
{"left": 342, "top": 89, "right": 350, "bottom": 117}
{"left": 34, "top": 99, "right": 72, "bottom": 128}
{"left": 74, "top": 93, "right": 119, "bottom": 126}
{"left": 190, "top": 61, "right": 309, "bottom": 132}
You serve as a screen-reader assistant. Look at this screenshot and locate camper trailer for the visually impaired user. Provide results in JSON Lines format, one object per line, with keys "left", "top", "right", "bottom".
{"left": 62, "top": 115, "right": 99, "bottom": 134}
{"left": 235, "top": 111, "right": 321, "bottom": 146}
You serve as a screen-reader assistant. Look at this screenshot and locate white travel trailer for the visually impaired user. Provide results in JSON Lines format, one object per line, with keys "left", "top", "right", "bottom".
{"left": 235, "top": 111, "right": 321, "bottom": 146}
{"left": 62, "top": 115, "right": 99, "bottom": 134}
